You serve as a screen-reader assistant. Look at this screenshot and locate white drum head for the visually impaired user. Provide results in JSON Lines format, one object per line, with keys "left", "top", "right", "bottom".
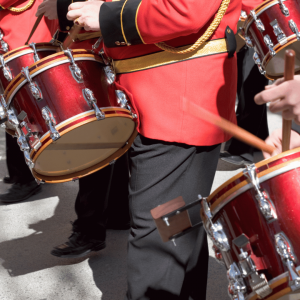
{"left": 34, "top": 117, "right": 135, "bottom": 176}
{"left": 265, "top": 40, "right": 300, "bottom": 79}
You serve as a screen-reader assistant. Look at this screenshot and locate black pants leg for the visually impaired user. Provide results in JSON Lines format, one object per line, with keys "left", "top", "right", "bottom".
{"left": 73, "top": 153, "right": 130, "bottom": 240}
{"left": 6, "top": 132, "right": 34, "bottom": 184}
{"left": 225, "top": 48, "right": 269, "bottom": 160}
{"left": 126, "top": 134, "right": 221, "bottom": 300}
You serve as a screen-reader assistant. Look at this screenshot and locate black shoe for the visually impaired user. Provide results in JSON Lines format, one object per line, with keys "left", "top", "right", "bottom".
{"left": 3, "top": 175, "right": 17, "bottom": 184}
{"left": 220, "top": 151, "right": 253, "bottom": 166}
{"left": 0, "top": 181, "right": 41, "bottom": 203}
{"left": 51, "top": 231, "right": 106, "bottom": 258}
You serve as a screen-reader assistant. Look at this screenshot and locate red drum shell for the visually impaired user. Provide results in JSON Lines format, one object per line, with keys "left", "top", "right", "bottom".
{"left": 0, "top": 43, "right": 57, "bottom": 91}
{"left": 244, "top": 0, "right": 300, "bottom": 80}
{"left": 206, "top": 149, "right": 300, "bottom": 300}
{"left": 5, "top": 49, "right": 136, "bottom": 183}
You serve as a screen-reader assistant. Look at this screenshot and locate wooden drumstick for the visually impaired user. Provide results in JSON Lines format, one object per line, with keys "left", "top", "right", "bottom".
{"left": 282, "top": 50, "right": 295, "bottom": 152}
{"left": 61, "top": 22, "right": 82, "bottom": 50}
{"left": 184, "top": 102, "right": 276, "bottom": 155}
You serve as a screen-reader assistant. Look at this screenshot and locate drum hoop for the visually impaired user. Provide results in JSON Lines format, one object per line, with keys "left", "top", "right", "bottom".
{"left": 244, "top": 0, "right": 287, "bottom": 33}
{"left": 5, "top": 54, "right": 102, "bottom": 106}
{"left": 2, "top": 43, "right": 57, "bottom": 60}
{"left": 262, "top": 35, "right": 299, "bottom": 79}
{"left": 4, "top": 47, "right": 57, "bottom": 64}
{"left": 245, "top": 267, "right": 300, "bottom": 300}
{"left": 30, "top": 108, "right": 134, "bottom": 160}
{"left": 210, "top": 158, "right": 300, "bottom": 216}
{"left": 32, "top": 128, "right": 138, "bottom": 183}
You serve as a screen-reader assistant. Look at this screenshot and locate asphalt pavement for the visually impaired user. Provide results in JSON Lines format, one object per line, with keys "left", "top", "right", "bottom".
{"left": 0, "top": 108, "right": 282, "bottom": 300}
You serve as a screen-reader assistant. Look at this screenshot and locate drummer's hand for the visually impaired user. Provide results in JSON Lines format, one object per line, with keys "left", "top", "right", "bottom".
{"left": 67, "top": 1, "right": 104, "bottom": 31}
{"left": 254, "top": 76, "right": 300, "bottom": 125}
{"left": 36, "top": 0, "right": 58, "bottom": 20}
{"left": 263, "top": 129, "right": 300, "bottom": 159}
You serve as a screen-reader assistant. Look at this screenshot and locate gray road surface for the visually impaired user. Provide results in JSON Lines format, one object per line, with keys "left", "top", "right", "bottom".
{"left": 0, "top": 109, "right": 281, "bottom": 300}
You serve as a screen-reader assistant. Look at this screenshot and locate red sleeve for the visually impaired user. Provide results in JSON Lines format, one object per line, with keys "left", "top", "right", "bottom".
{"left": 241, "top": 0, "right": 264, "bottom": 14}
{"left": 137, "top": 0, "right": 222, "bottom": 44}
{"left": 100, "top": 0, "right": 224, "bottom": 47}
{"left": 0, "top": 0, "right": 21, "bottom": 9}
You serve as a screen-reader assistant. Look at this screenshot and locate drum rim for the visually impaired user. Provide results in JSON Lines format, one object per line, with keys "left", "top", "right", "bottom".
{"left": 245, "top": 267, "right": 300, "bottom": 300}
{"left": 208, "top": 148, "right": 300, "bottom": 212}
{"left": 32, "top": 126, "right": 137, "bottom": 183}
{"left": 4, "top": 51, "right": 103, "bottom": 106}
{"left": 1, "top": 42, "right": 58, "bottom": 61}
{"left": 243, "top": 0, "right": 287, "bottom": 33}
{"left": 262, "top": 35, "right": 300, "bottom": 80}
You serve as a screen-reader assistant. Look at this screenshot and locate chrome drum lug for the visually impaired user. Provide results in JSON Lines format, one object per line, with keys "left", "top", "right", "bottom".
{"left": 82, "top": 88, "right": 105, "bottom": 120}
{"left": 41, "top": 106, "right": 60, "bottom": 141}
{"left": 289, "top": 20, "right": 300, "bottom": 41}
{"left": 64, "top": 49, "right": 83, "bottom": 83}
{"left": 21, "top": 67, "right": 43, "bottom": 101}
{"left": 0, "top": 55, "right": 12, "bottom": 81}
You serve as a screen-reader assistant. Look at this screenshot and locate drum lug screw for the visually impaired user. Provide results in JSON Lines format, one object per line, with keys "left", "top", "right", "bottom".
{"left": 0, "top": 29, "right": 9, "bottom": 52}
{"left": 29, "top": 43, "right": 40, "bottom": 62}
{"left": 163, "top": 217, "right": 170, "bottom": 226}
{"left": 21, "top": 67, "right": 43, "bottom": 101}
{"left": 82, "top": 88, "right": 105, "bottom": 120}
{"left": 172, "top": 239, "right": 176, "bottom": 246}
{"left": 64, "top": 49, "right": 84, "bottom": 83}
{"left": 278, "top": 0, "right": 289, "bottom": 16}
{"left": 289, "top": 20, "right": 300, "bottom": 41}
{"left": 263, "top": 35, "right": 276, "bottom": 57}
{"left": 275, "top": 232, "right": 300, "bottom": 290}
{"left": 250, "top": 10, "right": 265, "bottom": 32}
{"left": 41, "top": 106, "right": 60, "bottom": 141}
{"left": 104, "top": 66, "right": 116, "bottom": 84}
{"left": 0, "top": 55, "right": 12, "bottom": 81}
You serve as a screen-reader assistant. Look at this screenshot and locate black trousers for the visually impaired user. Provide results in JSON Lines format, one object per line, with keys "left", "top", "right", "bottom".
{"left": 126, "top": 134, "right": 221, "bottom": 300}
{"left": 73, "top": 153, "right": 130, "bottom": 240}
{"left": 6, "top": 132, "right": 34, "bottom": 184}
{"left": 225, "top": 47, "right": 269, "bottom": 160}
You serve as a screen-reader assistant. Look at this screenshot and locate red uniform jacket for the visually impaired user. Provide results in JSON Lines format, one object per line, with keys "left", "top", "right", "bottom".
{"left": 98, "top": 0, "right": 244, "bottom": 146}
{"left": 0, "top": 0, "right": 58, "bottom": 50}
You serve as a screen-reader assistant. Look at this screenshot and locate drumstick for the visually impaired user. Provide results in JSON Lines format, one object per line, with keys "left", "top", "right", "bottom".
{"left": 184, "top": 102, "right": 276, "bottom": 155}
{"left": 61, "top": 22, "right": 82, "bottom": 50}
{"left": 282, "top": 50, "right": 295, "bottom": 152}
{"left": 25, "top": 13, "right": 44, "bottom": 45}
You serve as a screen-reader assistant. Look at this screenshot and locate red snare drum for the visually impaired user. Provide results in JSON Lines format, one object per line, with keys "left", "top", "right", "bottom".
{"left": 2, "top": 49, "right": 137, "bottom": 183}
{"left": 243, "top": 0, "right": 300, "bottom": 80}
{"left": 0, "top": 43, "right": 57, "bottom": 91}
{"left": 202, "top": 148, "right": 300, "bottom": 300}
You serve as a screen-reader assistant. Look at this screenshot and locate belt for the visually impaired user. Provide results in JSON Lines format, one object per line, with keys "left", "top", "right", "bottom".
{"left": 113, "top": 38, "right": 229, "bottom": 74}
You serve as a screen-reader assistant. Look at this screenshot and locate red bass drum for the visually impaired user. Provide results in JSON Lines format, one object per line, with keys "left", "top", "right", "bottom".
{"left": 202, "top": 148, "right": 300, "bottom": 300}
{"left": 243, "top": 0, "right": 300, "bottom": 80}
{"left": 2, "top": 49, "right": 137, "bottom": 183}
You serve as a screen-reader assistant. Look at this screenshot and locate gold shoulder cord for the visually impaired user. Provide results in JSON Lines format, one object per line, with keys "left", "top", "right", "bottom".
{"left": 155, "top": 0, "right": 230, "bottom": 54}
{"left": 6, "top": 0, "right": 35, "bottom": 12}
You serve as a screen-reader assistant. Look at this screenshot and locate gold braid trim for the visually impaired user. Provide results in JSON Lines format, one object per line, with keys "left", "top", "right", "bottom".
{"left": 7, "top": 0, "right": 35, "bottom": 12}
{"left": 154, "top": 0, "right": 230, "bottom": 54}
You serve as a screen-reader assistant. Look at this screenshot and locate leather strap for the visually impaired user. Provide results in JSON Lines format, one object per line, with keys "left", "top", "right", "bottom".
{"left": 25, "top": 13, "right": 44, "bottom": 45}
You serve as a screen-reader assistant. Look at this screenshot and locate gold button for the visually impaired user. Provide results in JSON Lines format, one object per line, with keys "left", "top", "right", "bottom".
{"left": 115, "top": 41, "right": 121, "bottom": 45}
{"left": 66, "top": 26, "right": 70, "bottom": 30}
{"left": 120, "top": 42, "right": 126, "bottom": 45}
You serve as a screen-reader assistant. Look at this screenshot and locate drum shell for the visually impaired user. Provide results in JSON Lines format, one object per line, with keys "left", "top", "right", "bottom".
{"left": 207, "top": 150, "right": 300, "bottom": 299}
{"left": 244, "top": 0, "right": 300, "bottom": 79}
{"left": 0, "top": 43, "right": 57, "bottom": 91}
{"left": 4, "top": 50, "right": 136, "bottom": 183}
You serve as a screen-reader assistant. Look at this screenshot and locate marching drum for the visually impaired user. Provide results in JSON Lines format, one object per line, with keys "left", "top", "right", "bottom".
{"left": 243, "top": 0, "right": 300, "bottom": 80}
{"left": 201, "top": 148, "right": 300, "bottom": 300}
{"left": 1, "top": 49, "right": 137, "bottom": 183}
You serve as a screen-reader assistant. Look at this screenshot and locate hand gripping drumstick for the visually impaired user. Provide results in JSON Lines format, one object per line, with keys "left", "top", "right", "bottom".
{"left": 184, "top": 102, "right": 276, "bottom": 155}
{"left": 282, "top": 50, "right": 295, "bottom": 152}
